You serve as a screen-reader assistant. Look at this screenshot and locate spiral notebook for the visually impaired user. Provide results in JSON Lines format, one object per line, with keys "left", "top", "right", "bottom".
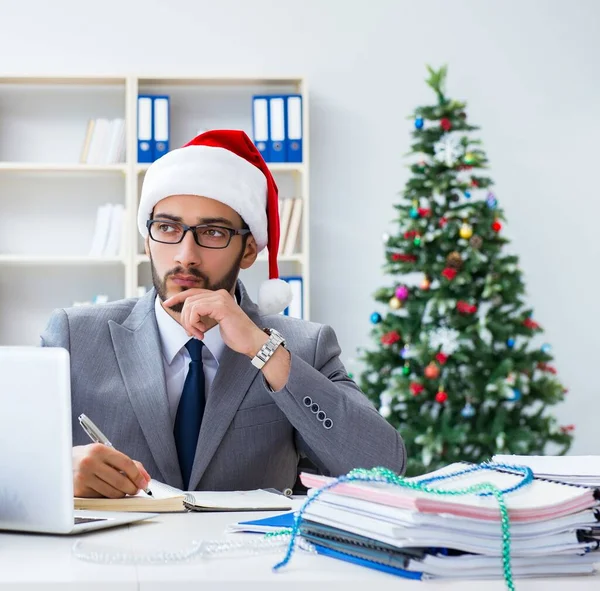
{"left": 75, "top": 480, "right": 292, "bottom": 513}
{"left": 299, "top": 463, "right": 600, "bottom": 522}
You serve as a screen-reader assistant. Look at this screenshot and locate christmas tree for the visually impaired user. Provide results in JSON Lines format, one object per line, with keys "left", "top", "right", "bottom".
{"left": 358, "top": 65, "right": 573, "bottom": 477}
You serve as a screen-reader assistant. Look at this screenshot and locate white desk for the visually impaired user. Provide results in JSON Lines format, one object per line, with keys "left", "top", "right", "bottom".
{"left": 1, "top": 511, "right": 599, "bottom": 590}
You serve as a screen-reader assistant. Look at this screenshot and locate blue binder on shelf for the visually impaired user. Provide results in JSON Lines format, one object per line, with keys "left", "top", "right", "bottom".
{"left": 281, "top": 275, "right": 303, "bottom": 319}
{"left": 152, "top": 95, "right": 170, "bottom": 161}
{"left": 268, "top": 95, "right": 287, "bottom": 163}
{"left": 285, "top": 94, "right": 303, "bottom": 163}
{"left": 137, "top": 95, "right": 154, "bottom": 163}
{"left": 252, "top": 95, "right": 271, "bottom": 162}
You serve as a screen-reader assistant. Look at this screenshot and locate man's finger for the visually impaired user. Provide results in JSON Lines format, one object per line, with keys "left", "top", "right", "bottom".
{"left": 101, "top": 447, "right": 148, "bottom": 489}
{"left": 87, "top": 474, "right": 128, "bottom": 499}
{"left": 94, "top": 461, "right": 140, "bottom": 495}
{"left": 163, "top": 288, "right": 211, "bottom": 307}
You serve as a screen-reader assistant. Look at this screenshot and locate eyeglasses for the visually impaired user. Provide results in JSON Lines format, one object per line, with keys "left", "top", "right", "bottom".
{"left": 146, "top": 219, "right": 251, "bottom": 249}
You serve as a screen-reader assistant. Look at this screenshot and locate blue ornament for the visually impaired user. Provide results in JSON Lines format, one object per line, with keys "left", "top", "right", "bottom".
{"left": 370, "top": 312, "right": 382, "bottom": 324}
{"left": 541, "top": 343, "right": 552, "bottom": 354}
{"left": 486, "top": 193, "right": 498, "bottom": 209}
{"left": 461, "top": 403, "right": 475, "bottom": 418}
{"left": 409, "top": 207, "right": 419, "bottom": 219}
{"left": 508, "top": 388, "right": 522, "bottom": 401}
{"left": 464, "top": 190, "right": 471, "bottom": 199}
{"left": 507, "top": 338, "right": 515, "bottom": 348}
{"left": 415, "top": 117, "right": 424, "bottom": 130}
{"left": 400, "top": 345, "right": 410, "bottom": 359}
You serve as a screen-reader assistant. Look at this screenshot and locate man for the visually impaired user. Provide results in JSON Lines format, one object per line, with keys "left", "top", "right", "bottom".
{"left": 41, "top": 130, "right": 406, "bottom": 498}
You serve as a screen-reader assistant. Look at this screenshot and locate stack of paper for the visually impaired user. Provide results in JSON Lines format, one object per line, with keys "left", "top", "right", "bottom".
{"left": 493, "top": 455, "right": 600, "bottom": 487}
{"left": 295, "top": 463, "right": 600, "bottom": 580}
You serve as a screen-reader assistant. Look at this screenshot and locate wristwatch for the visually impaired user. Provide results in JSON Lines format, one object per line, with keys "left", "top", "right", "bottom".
{"left": 251, "top": 328, "right": 286, "bottom": 369}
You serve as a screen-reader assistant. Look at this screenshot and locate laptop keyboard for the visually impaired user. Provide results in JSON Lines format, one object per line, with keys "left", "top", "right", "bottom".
{"left": 75, "top": 517, "right": 107, "bottom": 525}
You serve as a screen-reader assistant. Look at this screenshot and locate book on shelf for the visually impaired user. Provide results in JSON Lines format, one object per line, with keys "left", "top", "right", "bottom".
{"left": 80, "top": 118, "right": 126, "bottom": 165}
{"left": 88, "top": 203, "right": 125, "bottom": 257}
{"left": 282, "top": 197, "right": 303, "bottom": 255}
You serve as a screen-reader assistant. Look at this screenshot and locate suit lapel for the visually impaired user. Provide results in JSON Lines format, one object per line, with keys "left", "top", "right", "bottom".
{"left": 188, "top": 282, "right": 264, "bottom": 490}
{"left": 109, "top": 289, "right": 183, "bottom": 488}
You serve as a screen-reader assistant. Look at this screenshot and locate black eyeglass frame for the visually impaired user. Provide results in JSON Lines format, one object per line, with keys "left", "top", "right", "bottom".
{"left": 146, "top": 219, "right": 252, "bottom": 249}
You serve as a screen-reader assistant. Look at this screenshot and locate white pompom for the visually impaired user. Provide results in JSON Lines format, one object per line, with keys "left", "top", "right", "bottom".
{"left": 257, "top": 279, "right": 293, "bottom": 315}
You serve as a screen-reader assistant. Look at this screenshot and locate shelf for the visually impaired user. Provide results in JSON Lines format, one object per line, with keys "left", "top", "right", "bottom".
{"left": 0, "top": 75, "right": 127, "bottom": 86}
{"left": 0, "top": 163, "right": 127, "bottom": 173}
{"left": 137, "top": 76, "right": 303, "bottom": 87}
{"left": 0, "top": 255, "right": 126, "bottom": 265}
{"left": 136, "top": 162, "right": 305, "bottom": 174}
{"left": 136, "top": 253, "right": 304, "bottom": 265}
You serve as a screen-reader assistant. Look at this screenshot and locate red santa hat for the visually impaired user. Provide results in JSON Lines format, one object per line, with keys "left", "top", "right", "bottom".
{"left": 138, "top": 129, "right": 292, "bottom": 315}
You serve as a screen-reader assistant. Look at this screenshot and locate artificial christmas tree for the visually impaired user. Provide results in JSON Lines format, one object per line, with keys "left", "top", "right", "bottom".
{"left": 359, "top": 66, "right": 573, "bottom": 477}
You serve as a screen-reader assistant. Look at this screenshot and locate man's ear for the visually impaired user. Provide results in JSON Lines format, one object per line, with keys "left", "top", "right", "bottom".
{"left": 240, "top": 235, "right": 258, "bottom": 270}
{"left": 144, "top": 236, "right": 150, "bottom": 257}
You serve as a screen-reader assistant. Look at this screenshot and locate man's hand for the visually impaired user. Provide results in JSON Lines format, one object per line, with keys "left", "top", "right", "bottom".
{"left": 73, "top": 444, "right": 151, "bottom": 498}
{"left": 163, "top": 289, "right": 268, "bottom": 358}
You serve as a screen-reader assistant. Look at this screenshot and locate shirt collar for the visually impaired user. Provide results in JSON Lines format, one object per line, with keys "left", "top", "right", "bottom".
{"left": 154, "top": 296, "right": 228, "bottom": 366}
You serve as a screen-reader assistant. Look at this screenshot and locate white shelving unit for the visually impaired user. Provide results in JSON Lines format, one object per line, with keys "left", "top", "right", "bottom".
{"left": 0, "top": 75, "right": 309, "bottom": 345}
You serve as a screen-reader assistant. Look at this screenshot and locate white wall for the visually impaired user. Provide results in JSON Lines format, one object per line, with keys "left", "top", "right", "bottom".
{"left": 1, "top": 0, "right": 599, "bottom": 454}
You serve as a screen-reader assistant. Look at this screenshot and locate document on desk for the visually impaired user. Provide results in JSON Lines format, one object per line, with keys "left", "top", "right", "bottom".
{"left": 74, "top": 480, "right": 293, "bottom": 513}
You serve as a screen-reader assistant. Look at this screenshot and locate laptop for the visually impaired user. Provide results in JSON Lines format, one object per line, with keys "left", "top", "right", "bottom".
{"left": 0, "top": 346, "right": 156, "bottom": 534}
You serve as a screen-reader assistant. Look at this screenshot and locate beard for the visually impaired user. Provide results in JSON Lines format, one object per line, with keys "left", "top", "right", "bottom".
{"left": 150, "top": 249, "right": 244, "bottom": 314}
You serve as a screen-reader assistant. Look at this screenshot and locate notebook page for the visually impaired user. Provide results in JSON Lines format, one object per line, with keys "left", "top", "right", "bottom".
{"left": 493, "top": 455, "right": 600, "bottom": 477}
{"left": 186, "top": 489, "right": 292, "bottom": 510}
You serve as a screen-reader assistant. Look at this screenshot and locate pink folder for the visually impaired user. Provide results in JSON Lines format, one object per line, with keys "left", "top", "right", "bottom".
{"left": 300, "top": 463, "right": 599, "bottom": 523}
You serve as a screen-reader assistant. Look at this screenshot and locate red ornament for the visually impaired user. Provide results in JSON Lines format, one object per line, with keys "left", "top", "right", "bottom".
{"left": 441, "top": 267, "right": 457, "bottom": 281}
{"left": 440, "top": 118, "right": 452, "bottom": 131}
{"left": 436, "top": 352, "right": 449, "bottom": 365}
{"left": 471, "top": 179, "right": 479, "bottom": 187}
{"left": 439, "top": 217, "right": 448, "bottom": 228}
{"left": 392, "top": 253, "right": 417, "bottom": 262}
{"left": 435, "top": 390, "right": 448, "bottom": 403}
{"left": 404, "top": 230, "right": 418, "bottom": 239}
{"left": 456, "top": 300, "right": 477, "bottom": 314}
{"left": 418, "top": 208, "right": 432, "bottom": 217}
{"left": 424, "top": 362, "right": 440, "bottom": 379}
{"left": 492, "top": 220, "right": 502, "bottom": 233}
{"left": 523, "top": 318, "right": 540, "bottom": 330}
{"left": 560, "top": 424, "right": 575, "bottom": 433}
{"left": 380, "top": 331, "right": 401, "bottom": 346}
{"left": 410, "top": 382, "right": 424, "bottom": 396}
{"left": 537, "top": 362, "right": 557, "bottom": 374}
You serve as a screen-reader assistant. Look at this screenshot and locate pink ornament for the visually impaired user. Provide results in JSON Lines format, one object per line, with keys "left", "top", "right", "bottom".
{"left": 395, "top": 285, "right": 409, "bottom": 301}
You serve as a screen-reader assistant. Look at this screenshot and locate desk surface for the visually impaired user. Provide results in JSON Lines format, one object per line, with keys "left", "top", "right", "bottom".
{"left": 1, "top": 511, "right": 600, "bottom": 590}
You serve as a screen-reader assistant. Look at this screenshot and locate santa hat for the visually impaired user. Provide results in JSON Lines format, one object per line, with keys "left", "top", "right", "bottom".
{"left": 138, "top": 129, "right": 292, "bottom": 315}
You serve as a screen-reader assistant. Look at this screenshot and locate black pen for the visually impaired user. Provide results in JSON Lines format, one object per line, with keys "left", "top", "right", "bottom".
{"left": 78, "top": 413, "right": 153, "bottom": 496}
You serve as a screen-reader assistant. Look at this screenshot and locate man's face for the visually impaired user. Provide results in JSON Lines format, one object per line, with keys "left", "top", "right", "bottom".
{"left": 146, "top": 194, "right": 257, "bottom": 314}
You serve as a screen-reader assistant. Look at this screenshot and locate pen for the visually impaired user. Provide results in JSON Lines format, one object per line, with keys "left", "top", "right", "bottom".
{"left": 78, "top": 413, "right": 153, "bottom": 497}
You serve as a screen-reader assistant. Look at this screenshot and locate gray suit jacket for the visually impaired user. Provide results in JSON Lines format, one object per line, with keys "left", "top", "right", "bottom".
{"left": 40, "top": 281, "right": 406, "bottom": 491}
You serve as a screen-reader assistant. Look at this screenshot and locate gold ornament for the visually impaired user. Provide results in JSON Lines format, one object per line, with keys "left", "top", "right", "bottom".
{"left": 459, "top": 223, "right": 473, "bottom": 240}
{"left": 446, "top": 251, "right": 462, "bottom": 268}
{"left": 421, "top": 277, "right": 431, "bottom": 290}
{"left": 389, "top": 296, "right": 402, "bottom": 310}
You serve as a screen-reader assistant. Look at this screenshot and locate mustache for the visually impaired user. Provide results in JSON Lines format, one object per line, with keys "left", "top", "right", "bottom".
{"left": 165, "top": 266, "right": 207, "bottom": 282}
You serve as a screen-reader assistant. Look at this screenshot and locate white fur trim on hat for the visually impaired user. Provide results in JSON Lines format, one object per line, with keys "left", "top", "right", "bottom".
{"left": 138, "top": 145, "right": 268, "bottom": 251}
{"left": 258, "top": 279, "right": 293, "bottom": 316}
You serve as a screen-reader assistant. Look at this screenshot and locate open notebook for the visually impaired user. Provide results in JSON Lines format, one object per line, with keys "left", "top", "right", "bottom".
{"left": 75, "top": 480, "right": 293, "bottom": 513}
{"left": 300, "top": 463, "right": 600, "bottom": 522}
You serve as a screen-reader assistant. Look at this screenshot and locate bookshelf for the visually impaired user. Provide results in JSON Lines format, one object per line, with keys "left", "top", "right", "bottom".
{"left": 0, "top": 75, "right": 309, "bottom": 346}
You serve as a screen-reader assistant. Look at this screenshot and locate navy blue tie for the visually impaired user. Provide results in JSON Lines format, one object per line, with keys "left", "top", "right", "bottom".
{"left": 174, "top": 339, "right": 205, "bottom": 490}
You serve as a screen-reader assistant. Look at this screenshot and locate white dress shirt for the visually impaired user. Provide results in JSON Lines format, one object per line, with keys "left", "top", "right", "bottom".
{"left": 154, "top": 296, "right": 227, "bottom": 425}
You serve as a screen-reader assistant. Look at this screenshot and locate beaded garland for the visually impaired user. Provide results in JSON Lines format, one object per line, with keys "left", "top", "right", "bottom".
{"left": 270, "top": 462, "right": 535, "bottom": 591}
